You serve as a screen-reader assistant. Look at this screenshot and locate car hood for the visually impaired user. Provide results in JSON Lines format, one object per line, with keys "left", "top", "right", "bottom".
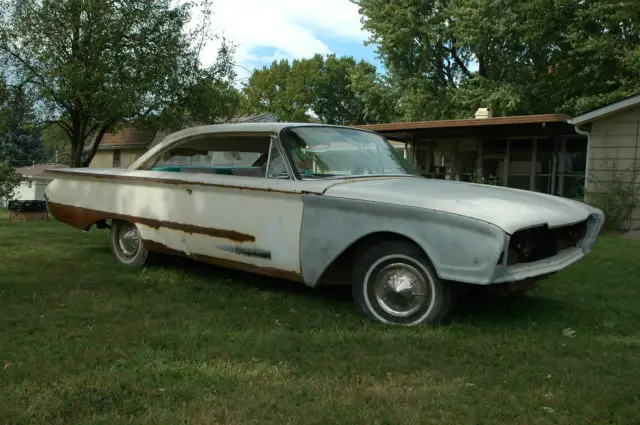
{"left": 322, "top": 177, "right": 597, "bottom": 234}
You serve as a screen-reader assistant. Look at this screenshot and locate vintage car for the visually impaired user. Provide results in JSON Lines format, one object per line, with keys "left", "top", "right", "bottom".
{"left": 43, "top": 123, "right": 605, "bottom": 326}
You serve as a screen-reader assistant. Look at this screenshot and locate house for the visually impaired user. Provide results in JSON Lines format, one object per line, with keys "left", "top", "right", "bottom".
{"left": 569, "top": 94, "right": 640, "bottom": 230}
{"left": 13, "top": 163, "right": 69, "bottom": 201}
{"left": 357, "top": 110, "right": 588, "bottom": 200}
{"left": 88, "top": 113, "right": 279, "bottom": 169}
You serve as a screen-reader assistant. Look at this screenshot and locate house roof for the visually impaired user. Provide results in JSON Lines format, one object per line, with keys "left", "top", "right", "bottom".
{"left": 95, "top": 113, "right": 281, "bottom": 152}
{"left": 91, "top": 125, "right": 158, "bottom": 151}
{"left": 226, "top": 113, "right": 279, "bottom": 123}
{"left": 569, "top": 92, "right": 640, "bottom": 126}
{"left": 354, "top": 114, "right": 572, "bottom": 133}
{"left": 15, "top": 163, "right": 69, "bottom": 178}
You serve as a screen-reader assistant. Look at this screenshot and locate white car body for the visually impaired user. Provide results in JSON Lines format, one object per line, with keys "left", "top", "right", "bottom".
{"left": 43, "top": 123, "right": 605, "bottom": 324}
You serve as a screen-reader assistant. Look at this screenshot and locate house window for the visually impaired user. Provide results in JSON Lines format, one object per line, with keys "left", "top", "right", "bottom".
{"left": 481, "top": 139, "right": 507, "bottom": 185}
{"left": 113, "top": 150, "right": 121, "bottom": 168}
{"left": 507, "top": 139, "right": 534, "bottom": 190}
{"left": 534, "top": 138, "right": 557, "bottom": 194}
{"left": 556, "top": 138, "right": 587, "bottom": 198}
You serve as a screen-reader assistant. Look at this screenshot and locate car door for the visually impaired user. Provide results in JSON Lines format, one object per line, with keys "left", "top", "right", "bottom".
{"left": 181, "top": 134, "right": 305, "bottom": 279}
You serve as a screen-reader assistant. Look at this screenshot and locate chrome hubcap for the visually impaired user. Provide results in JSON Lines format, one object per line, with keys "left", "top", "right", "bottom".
{"left": 117, "top": 222, "right": 140, "bottom": 258}
{"left": 373, "top": 263, "right": 428, "bottom": 317}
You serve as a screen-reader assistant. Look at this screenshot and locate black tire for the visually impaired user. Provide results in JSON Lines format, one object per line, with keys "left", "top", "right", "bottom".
{"left": 109, "top": 220, "right": 150, "bottom": 267}
{"left": 352, "top": 240, "right": 455, "bottom": 326}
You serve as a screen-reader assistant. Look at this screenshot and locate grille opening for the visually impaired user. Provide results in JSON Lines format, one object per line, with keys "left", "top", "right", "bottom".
{"left": 507, "top": 220, "right": 588, "bottom": 265}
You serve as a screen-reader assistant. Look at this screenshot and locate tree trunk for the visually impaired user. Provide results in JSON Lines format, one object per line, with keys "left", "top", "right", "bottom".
{"left": 82, "top": 126, "right": 108, "bottom": 167}
{"left": 69, "top": 111, "right": 84, "bottom": 167}
{"left": 477, "top": 47, "right": 488, "bottom": 78}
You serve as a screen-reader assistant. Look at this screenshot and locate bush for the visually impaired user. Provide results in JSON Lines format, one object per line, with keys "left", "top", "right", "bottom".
{"left": 586, "top": 156, "right": 640, "bottom": 231}
{"left": 464, "top": 168, "right": 498, "bottom": 185}
{"left": 0, "top": 164, "right": 26, "bottom": 201}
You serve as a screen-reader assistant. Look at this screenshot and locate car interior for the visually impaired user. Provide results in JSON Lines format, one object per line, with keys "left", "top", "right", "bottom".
{"left": 146, "top": 135, "right": 275, "bottom": 178}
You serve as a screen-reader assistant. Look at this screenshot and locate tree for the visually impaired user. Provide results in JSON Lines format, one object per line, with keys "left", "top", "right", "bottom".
{"left": 313, "top": 55, "right": 381, "bottom": 125}
{"left": 0, "top": 163, "right": 23, "bottom": 201}
{"left": 0, "top": 0, "right": 236, "bottom": 167}
{"left": 241, "top": 57, "right": 320, "bottom": 122}
{"left": 153, "top": 70, "right": 243, "bottom": 131}
{"left": 0, "top": 129, "right": 47, "bottom": 167}
{"left": 351, "top": 0, "right": 640, "bottom": 120}
{"left": 348, "top": 65, "right": 401, "bottom": 123}
{"left": 240, "top": 54, "right": 382, "bottom": 124}
{"left": 0, "top": 73, "right": 46, "bottom": 166}
{"left": 0, "top": 74, "right": 37, "bottom": 133}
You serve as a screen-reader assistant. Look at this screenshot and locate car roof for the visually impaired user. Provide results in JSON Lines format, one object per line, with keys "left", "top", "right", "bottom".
{"left": 127, "top": 122, "right": 378, "bottom": 170}
{"left": 172, "top": 122, "right": 364, "bottom": 134}
{"left": 153, "top": 122, "right": 375, "bottom": 151}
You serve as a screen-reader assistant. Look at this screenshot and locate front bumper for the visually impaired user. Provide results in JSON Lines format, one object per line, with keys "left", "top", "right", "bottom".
{"left": 489, "top": 210, "right": 604, "bottom": 284}
{"left": 490, "top": 246, "right": 585, "bottom": 283}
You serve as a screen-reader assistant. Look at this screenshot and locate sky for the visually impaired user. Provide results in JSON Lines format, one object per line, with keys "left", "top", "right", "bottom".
{"left": 192, "top": 0, "right": 384, "bottom": 85}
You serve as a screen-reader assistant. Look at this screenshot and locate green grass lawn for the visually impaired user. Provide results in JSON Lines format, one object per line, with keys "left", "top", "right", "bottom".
{"left": 1, "top": 210, "right": 639, "bottom": 425}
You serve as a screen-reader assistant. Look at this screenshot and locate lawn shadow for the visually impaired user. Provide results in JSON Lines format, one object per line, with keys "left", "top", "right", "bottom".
{"left": 83, "top": 245, "right": 112, "bottom": 255}
{"left": 151, "top": 253, "right": 354, "bottom": 304}
{"left": 450, "top": 291, "right": 572, "bottom": 325}
{"left": 148, "top": 253, "right": 573, "bottom": 326}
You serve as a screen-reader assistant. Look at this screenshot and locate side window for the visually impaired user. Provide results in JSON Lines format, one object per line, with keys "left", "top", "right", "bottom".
{"left": 265, "top": 140, "right": 290, "bottom": 179}
{"left": 147, "top": 135, "right": 271, "bottom": 178}
{"left": 113, "top": 150, "right": 121, "bottom": 168}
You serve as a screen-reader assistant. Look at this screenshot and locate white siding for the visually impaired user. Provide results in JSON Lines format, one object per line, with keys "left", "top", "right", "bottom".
{"left": 586, "top": 105, "right": 640, "bottom": 230}
{"left": 13, "top": 180, "right": 36, "bottom": 200}
{"left": 11, "top": 179, "right": 51, "bottom": 201}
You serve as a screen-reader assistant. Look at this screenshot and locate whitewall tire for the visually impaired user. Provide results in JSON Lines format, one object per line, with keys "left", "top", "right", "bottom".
{"left": 352, "top": 241, "right": 455, "bottom": 326}
{"left": 109, "top": 220, "right": 150, "bottom": 268}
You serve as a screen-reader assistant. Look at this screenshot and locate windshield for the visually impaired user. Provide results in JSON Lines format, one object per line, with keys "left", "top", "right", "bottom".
{"left": 279, "top": 126, "right": 418, "bottom": 179}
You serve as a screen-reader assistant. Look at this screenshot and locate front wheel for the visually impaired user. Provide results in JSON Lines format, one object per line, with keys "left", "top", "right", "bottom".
{"left": 109, "top": 220, "right": 150, "bottom": 267}
{"left": 352, "top": 241, "right": 455, "bottom": 326}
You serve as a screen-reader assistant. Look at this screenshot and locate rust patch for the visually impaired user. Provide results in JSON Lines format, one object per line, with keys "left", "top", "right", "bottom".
{"left": 47, "top": 201, "right": 105, "bottom": 230}
{"left": 143, "top": 240, "right": 304, "bottom": 283}
{"left": 46, "top": 202, "right": 255, "bottom": 242}
{"left": 46, "top": 168, "right": 298, "bottom": 195}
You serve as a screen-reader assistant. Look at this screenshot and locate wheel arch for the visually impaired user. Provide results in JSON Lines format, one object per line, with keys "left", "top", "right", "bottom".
{"left": 46, "top": 201, "right": 114, "bottom": 231}
{"left": 299, "top": 194, "right": 445, "bottom": 287}
{"left": 299, "top": 194, "right": 506, "bottom": 287}
{"left": 313, "top": 230, "right": 436, "bottom": 287}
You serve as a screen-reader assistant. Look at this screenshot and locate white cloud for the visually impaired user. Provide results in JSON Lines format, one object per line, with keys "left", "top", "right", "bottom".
{"left": 187, "top": 0, "right": 370, "bottom": 82}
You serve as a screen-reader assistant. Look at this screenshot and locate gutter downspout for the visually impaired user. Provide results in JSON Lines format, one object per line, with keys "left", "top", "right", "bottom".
{"left": 573, "top": 124, "right": 591, "bottom": 199}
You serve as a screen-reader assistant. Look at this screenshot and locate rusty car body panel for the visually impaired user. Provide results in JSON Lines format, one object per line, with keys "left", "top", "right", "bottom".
{"left": 44, "top": 123, "right": 605, "bottom": 289}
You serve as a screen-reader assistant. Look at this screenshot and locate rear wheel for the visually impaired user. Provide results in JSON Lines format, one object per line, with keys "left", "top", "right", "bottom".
{"left": 352, "top": 241, "right": 455, "bottom": 326}
{"left": 109, "top": 220, "right": 150, "bottom": 267}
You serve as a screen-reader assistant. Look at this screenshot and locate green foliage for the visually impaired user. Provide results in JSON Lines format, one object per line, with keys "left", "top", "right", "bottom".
{"left": 40, "top": 124, "right": 71, "bottom": 164}
{"left": 351, "top": 0, "right": 640, "bottom": 120}
{"left": 0, "top": 128, "right": 47, "bottom": 167}
{"left": 148, "top": 72, "right": 243, "bottom": 131}
{"left": 0, "top": 75, "right": 37, "bottom": 133}
{"left": 0, "top": 74, "right": 47, "bottom": 166}
{"left": 0, "top": 163, "right": 24, "bottom": 200}
{"left": 240, "top": 54, "right": 383, "bottom": 124}
{"left": 587, "top": 157, "right": 640, "bottom": 231}
{"left": 240, "top": 55, "right": 322, "bottom": 122}
{"left": 465, "top": 168, "right": 498, "bottom": 185}
{"left": 348, "top": 68, "right": 400, "bottom": 123}
{"left": 0, "top": 0, "right": 236, "bottom": 167}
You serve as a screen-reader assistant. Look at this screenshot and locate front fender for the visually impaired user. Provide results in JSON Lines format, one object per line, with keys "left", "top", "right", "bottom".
{"left": 299, "top": 194, "right": 506, "bottom": 287}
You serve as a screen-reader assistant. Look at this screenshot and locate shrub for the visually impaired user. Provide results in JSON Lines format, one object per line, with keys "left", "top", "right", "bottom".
{"left": 0, "top": 164, "right": 26, "bottom": 201}
{"left": 586, "top": 156, "right": 640, "bottom": 231}
{"left": 465, "top": 168, "right": 498, "bottom": 185}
